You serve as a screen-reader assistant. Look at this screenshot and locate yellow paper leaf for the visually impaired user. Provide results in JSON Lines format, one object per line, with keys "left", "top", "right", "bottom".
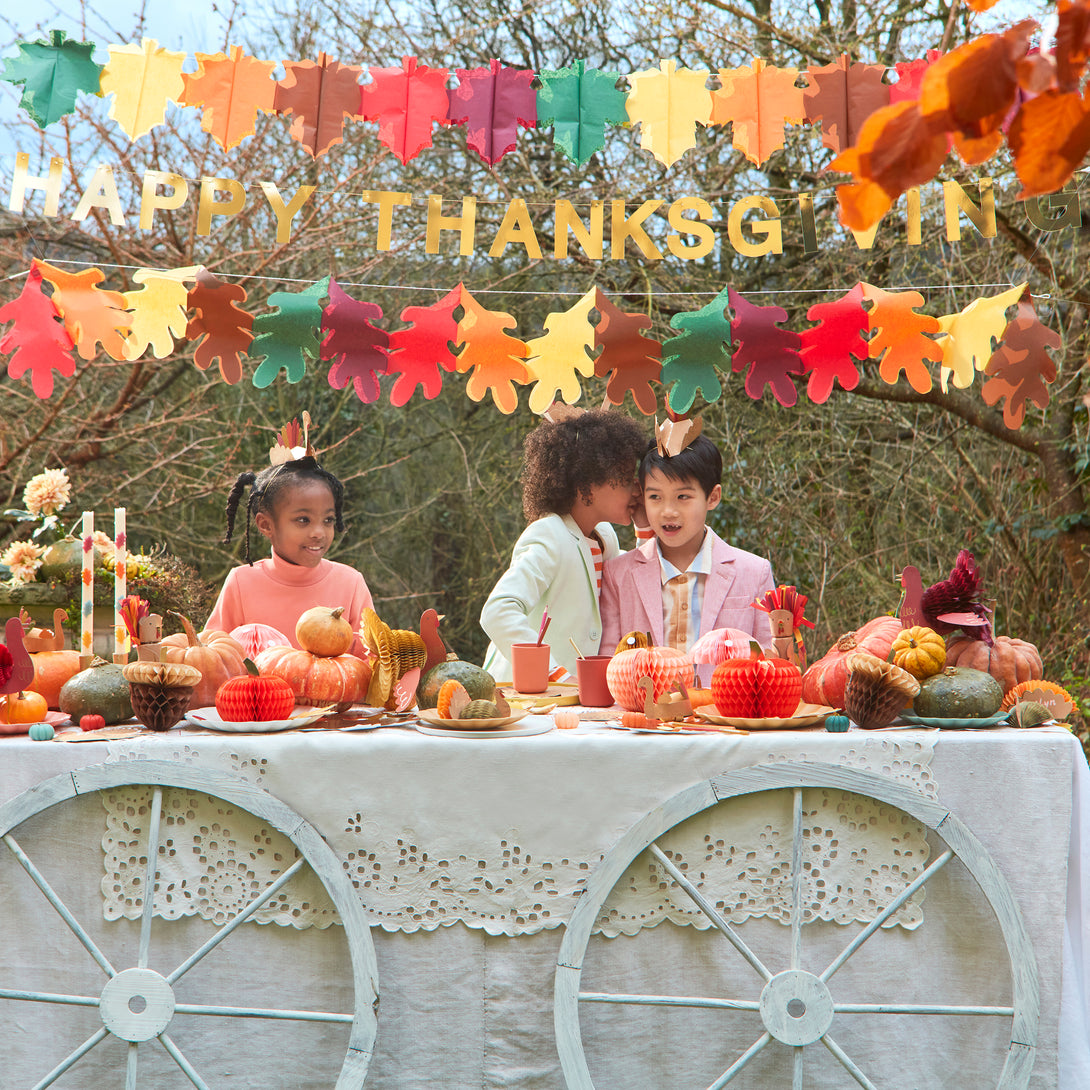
{"left": 625, "top": 60, "right": 712, "bottom": 166}
{"left": 523, "top": 287, "right": 598, "bottom": 414}
{"left": 123, "top": 266, "right": 199, "bottom": 360}
{"left": 936, "top": 282, "right": 1026, "bottom": 391}
{"left": 100, "top": 38, "right": 187, "bottom": 140}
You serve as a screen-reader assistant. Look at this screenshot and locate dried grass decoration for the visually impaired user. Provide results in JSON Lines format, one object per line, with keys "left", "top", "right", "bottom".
{"left": 122, "top": 660, "right": 203, "bottom": 731}
{"left": 842, "top": 652, "right": 920, "bottom": 730}
{"left": 361, "top": 608, "right": 427, "bottom": 707}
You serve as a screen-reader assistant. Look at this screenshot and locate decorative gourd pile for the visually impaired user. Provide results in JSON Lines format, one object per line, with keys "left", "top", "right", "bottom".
{"left": 606, "top": 646, "right": 693, "bottom": 712}
{"left": 435, "top": 679, "right": 511, "bottom": 721}
{"left": 215, "top": 659, "right": 296, "bottom": 722}
{"left": 710, "top": 642, "right": 802, "bottom": 719}
{"left": 801, "top": 616, "right": 903, "bottom": 708}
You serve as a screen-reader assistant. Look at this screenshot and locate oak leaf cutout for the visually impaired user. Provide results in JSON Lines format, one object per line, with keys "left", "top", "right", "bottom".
{"left": 862, "top": 283, "right": 942, "bottom": 393}
{"left": 713, "top": 58, "right": 805, "bottom": 166}
{"left": 185, "top": 267, "right": 253, "bottom": 385}
{"left": 797, "top": 284, "right": 868, "bottom": 403}
{"left": 803, "top": 54, "right": 890, "bottom": 153}
{"left": 385, "top": 285, "right": 464, "bottom": 407}
{"left": 250, "top": 277, "right": 329, "bottom": 388}
{"left": 361, "top": 56, "right": 451, "bottom": 163}
{"left": 0, "top": 30, "right": 102, "bottom": 128}
{"left": 320, "top": 279, "right": 390, "bottom": 404}
{"left": 180, "top": 46, "right": 277, "bottom": 150}
{"left": 36, "top": 259, "right": 132, "bottom": 361}
{"left": 523, "top": 287, "right": 598, "bottom": 414}
{"left": 936, "top": 282, "right": 1025, "bottom": 391}
{"left": 99, "top": 38, "right": 186, "bottom": 140}
{"left": 454, "top": 289, "right": 530, "bottom": 414}
{"left": 0, "top": 265, "right": 75, "bottom": 398}
{"left": 593, "top": 290, "right": 662, "bottom": 416}
{"left": 275, "top": 54, "right": 364, "bottom": 158}
{"left": 123, "top": 266, "right": 198, "bottom": 360}
{"left": 981, "top": 300, "right": 1061, "bottom": 429}
{"left": 660, "top": 286, "right": 730, "bottom": 413}
{"left": 447, "top": 59, "right": 537, "bottom": 165}
{"left": 729, "top": 287, "right": 803, "bottom": 406}
{"left": 625, "top": 60, "right": 712, "bottom": 167}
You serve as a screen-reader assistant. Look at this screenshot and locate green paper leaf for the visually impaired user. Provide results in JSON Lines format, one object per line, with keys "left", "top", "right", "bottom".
{"left": 1, "top": 30, "right": 102, "bottom": 128}
{"left": 249, "top": 277, "right": 330, "bottom": 389}
{"left": 660, "top": 286, "right": 731, "bottom": 412}
{"left": 537, "top": 60, "right": 626, "bottom": 165}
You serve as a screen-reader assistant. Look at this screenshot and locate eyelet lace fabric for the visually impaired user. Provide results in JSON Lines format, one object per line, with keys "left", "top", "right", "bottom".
{"left": 102, "top": 735, "right": 935, "bottom": 935}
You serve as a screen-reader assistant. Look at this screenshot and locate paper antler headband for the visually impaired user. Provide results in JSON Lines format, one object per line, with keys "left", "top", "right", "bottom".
{"left": 269, "top": 410, "right": 317, "bottom": 465}
{"left": 655, "top": 414, "right": 703, "bottom": 457}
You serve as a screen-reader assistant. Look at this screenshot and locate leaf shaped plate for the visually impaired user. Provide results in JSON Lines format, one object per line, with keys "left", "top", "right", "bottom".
{"left": 897, "top": 711, "right": 1009, "bottom": 730}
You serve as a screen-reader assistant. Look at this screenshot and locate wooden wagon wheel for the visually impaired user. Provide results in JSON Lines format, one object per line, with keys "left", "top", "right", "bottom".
{"left": 0, "top": 761, "right": 378, "bottom": 1090}
{"left": 555, "top": 761, "right": 1039, "bottom": 1090}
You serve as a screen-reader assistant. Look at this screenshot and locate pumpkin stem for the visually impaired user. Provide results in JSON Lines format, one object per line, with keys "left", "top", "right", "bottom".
{"left": 170, "top": 611, "right": 200, "bottom": 647}
{"left": 748, "top": 639, "right": 764, "bottom": 659}
{"left": 243, "top": 658, "right": 261, "bottom": 677}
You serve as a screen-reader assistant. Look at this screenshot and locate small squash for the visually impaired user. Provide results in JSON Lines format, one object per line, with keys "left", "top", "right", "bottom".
{"left": 914, "top": 666, "right": 1004, "bottom": 719}
{"left": 295, "top": 606, "right": 354, "bottom": 657}
{"left": 944, "top": 636, "right": 1043, "bottom": 695}
{"left": 160, "top": 614, "right": 247, "bottom": 709}
{"left": 58, "top": 660, "right": 133, "bottom": 724}
{"left": 418, "top": 659, "right": 496, "bottom": 709}
{"left": 889, "top": 626, "right": 946, "bottom": 680}
{"left": 0, "top": 690, "right": 49, "bottom": 733}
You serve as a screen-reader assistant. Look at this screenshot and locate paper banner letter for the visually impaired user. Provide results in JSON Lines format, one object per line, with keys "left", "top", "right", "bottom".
{"left": 537, "top": 60, "right": 626, "bottom": 166}
{"left": 320, "top": 279, "right": 390, "bottom": 404}
{"left": 660, "top": 286, "right": 731, "bottom": 413}
{"left": 250, "top": 277, "right": 329, "bottom": 388}
{"left": 803, "top": 53, "right": 889, "bottom": 153}
{"left": 275, "top": 54, "right": 365, "bottom": 158}
{"left": 124, "top": 266, "right": 198, "bottom": 360}
{"left": 99, "top": 38, "right": 187, "bottom": 140}
{"left": 797, "top": 284, "right": 868, "bottom": 403}
{"left": 593, "top": 290, "right": 662, "bottom": 416}
{"left": 981, "top": 298, "right": 1060, "bottom": 428}
{"left": 729, "top": 287, "right": 803, "bottom": 406}
{"left": 186, "top": 268, "right": 253, "bottom": 385}
{"left": 36, "top": 259, "right": 132, "bottom": 361}
{"left": 523, "top": 287, "right": 598, "bottom": 414}
{"left": 454, "top": 289, "right": 530, "bottom": 414}
{"left": 361, "top": 56, "right": 451, "bottom": 164}
{"left": 0, "top": 30, "right": 102, "bottom": 128}
{"left": 0, "top": 265, "right": 75, "bottom": 398}
{"left": 713, "top": 58, "right": 805, "bottom": 166}
{"left": 862, "top": 283, "right": 943, "bottom": 393}
{"left": 625, "top": 59, "right": 712, "bottom": 166}
{"left": 447, "top": 59, "right": 537, "bottom": 165}
{"left": 936, "top": 282, "right": 1025, "bottom": 391}
{"left": 386, "top": 285, "right": 464, "bottom": 406}
{"left": 180, "top": 45, "right": 277, "bottom": 150}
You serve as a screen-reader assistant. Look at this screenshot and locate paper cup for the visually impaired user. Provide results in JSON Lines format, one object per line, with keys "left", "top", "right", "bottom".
{"left": 576, "top": 655, "right": 614, "bottom": 707}
{"left": 511, "top": 642, "right": 551, "bottom": 693}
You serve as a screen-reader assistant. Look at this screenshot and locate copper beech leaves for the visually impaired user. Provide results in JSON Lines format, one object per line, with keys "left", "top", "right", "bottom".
{"left": 982, "top": 299, "right": 1061, "bottom": 428}
{"left": 185, "top": 268, "right": 253, "bottom": 385}
{"left": 0, "top": 266, "right": 75, "bottom": 398}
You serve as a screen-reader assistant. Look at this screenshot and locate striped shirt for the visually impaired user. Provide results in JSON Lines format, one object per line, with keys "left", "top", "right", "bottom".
{"left": 658, "top": 530, "right": 715, "bottom": 653}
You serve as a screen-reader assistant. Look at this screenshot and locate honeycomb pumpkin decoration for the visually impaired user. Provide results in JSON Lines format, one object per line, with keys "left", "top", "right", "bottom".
{"left": 889, "top": 626, "right": 946, "bottom": 681}
{"left": 230, "top": 622, "right": 291, "bottom": 661}
{"left": 215, "top": 659, "right": 296, "bottom": 722}
{"left": 711, "top": 642, "right": 802, "bottom": 719}
{"left": 605, "top": 646, "right": 693, "bottom": 712}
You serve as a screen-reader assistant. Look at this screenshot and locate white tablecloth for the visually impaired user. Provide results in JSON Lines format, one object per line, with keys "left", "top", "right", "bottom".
{"left": 0, "top": 723, "right": 1086, "bottom": 1089}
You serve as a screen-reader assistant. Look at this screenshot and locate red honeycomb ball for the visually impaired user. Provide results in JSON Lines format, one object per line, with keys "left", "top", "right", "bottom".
{"left": 712, "top": 650, "right": 802, "bottom": 719}
{"left": 215, "top": 661, "right": 296, "bottom": 722}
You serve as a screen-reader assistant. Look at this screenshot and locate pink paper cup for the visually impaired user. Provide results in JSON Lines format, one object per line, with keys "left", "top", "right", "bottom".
{"left": 511, "top": 642, "right": 551, "bottom": 694}
{"left": 576, "top": 655, "right": 614, "bottom": 707}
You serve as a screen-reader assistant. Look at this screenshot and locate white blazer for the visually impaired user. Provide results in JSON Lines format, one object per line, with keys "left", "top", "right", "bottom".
{"left": 480, "top": 513, "right": 620, "bottom": 681}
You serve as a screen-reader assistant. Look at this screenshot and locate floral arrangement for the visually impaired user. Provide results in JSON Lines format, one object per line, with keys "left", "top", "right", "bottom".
{"left": 1, "top": 467, "right": 73, "bottom": 584}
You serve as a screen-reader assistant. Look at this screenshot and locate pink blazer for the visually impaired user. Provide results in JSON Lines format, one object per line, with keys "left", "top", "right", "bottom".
{"left": 598, "top": 530, "right": 775, "bottom": 653}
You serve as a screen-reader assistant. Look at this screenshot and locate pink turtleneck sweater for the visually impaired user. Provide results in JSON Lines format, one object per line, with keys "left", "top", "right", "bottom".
{"left": 205, "top": 551, "right": 373, "bottom": 649}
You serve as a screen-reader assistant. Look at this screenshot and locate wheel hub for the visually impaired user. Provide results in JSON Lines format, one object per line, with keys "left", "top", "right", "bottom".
{"left": 99, "top": 967, "right": 176, "bottom": 1042}
{"left": 758, "top": 969, "right": 835, "bottom": 1046}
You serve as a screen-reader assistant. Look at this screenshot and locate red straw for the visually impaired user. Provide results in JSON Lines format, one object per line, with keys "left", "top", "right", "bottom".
{"left": 537, "top": 613, "right": 551, "bottom": 645}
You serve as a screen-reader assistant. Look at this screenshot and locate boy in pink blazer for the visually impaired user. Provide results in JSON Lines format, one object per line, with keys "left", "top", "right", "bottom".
{"left": 598, "top": 430, "right": 774, "bottom": 656}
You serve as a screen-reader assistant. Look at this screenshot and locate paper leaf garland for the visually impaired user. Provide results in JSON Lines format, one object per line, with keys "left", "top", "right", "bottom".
{"left": 386, "top": 285, "right": 464, "bottom": 407}
{"left": 0, "top": 266, "right": 75, "bottom": 398}
{"left": 625, "top": 60, "right": 712, "bottom": 167}
{"left": 863, "top": 283, "right": 943, "bottom": 393}
{"left": 180, "top": 45, "right": 277, "bottom": 150}
{"left": 981, "top": 299, "right": 1060, "bottom": 428}
{"left": 593, "top": 290, "right": 662, "bottom": 415}
{"left": 454, "top": 289, "right": 530, "bottom": 414}
{"left": 713, "top": 59, "right": 805, "bottom": 166}
{"left": 185, "top": 268, "right": 253, "bottom": 385}
{"left": 1, "top": 30, "right": 102, "bottom": 128}
{"left": 729, "top": 288, "right": 803, "bottom": 406}
{"left": 123, "top": 266, "right": 198, "bottom": 360}
{"left": 797, "top": 284, "right": 868, "bottom": 403}
{"left": 447, "top": 59, "right": 537, "bottom": 165}
{"left": 803, "top": 54, "right": 890, "bottom": 153}
{"left": 36, "top": 259, "right": 132, "bottom": 361}
{"left": 361, "top": 56, "right": 451, "bottom": 164}
{"left": 250, "top": 277, "right": 330, "bottom": 388}
{"left": 536, "top": 60, "right": 626, "bottom": 165}
{"left": 99, "top": 38, "right": 187, "bottom": 140}
{"left": 523, "top": 287, "right": 598, "bottom": 414}
{"left": 320, "top": 279, "right": 390, "bottom": 404}
{"left": 660, "top": 286, "right": 731, "bottom": 413}
{"left": 275, "top": 54, "right": 364, "bottom": 158}
{"left": 936, "top": 282, "right": 1025, "bottom": 391}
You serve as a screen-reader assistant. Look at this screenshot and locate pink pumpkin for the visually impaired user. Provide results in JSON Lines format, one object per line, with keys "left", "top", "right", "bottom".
{"left": 230, "top": 623, "right": 291, "bottom": 661}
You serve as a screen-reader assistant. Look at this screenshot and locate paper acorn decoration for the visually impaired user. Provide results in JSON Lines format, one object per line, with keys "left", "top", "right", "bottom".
{"left": 605, "top": 646, "right": 692, "bottom": 712}
{"left": 122, "top": 660, "right": 203, "bottom": 731}
{"left": 710, "top": 641, "right": 802, "bottom": 719}
{"left": 841, "top": 652, "right": 920, "bottom": 730}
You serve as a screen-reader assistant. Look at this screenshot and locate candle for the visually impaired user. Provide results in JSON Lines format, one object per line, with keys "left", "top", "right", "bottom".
{"left": 114, "top": 507, "right": 128, "bottom": 660}
{"left": 81, "top": 511, "right": 94, "bottom": 660}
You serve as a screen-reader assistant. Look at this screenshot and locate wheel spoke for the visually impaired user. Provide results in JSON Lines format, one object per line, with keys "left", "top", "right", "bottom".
{"left": 789, "top": 787, "right": 803, "bottom": 971}
{"left": 157, "top": 1032, "right": 213, "bottom": 1090}
{"left": 30, "top": 1027, "right": 109, "bottom": 1090}
{"left": 835, "top": 1001, "right": 1015, "bottom": 1016}
{"left": 821, "top": 1033, "right": 879, "bottom": 1090}
{"left": 820, "top": 848, "right": 954, "bottom": 983}
{"left": 792, "top": 1045, "right": 803, "bottom": 1090}
{"left": 705, "top": 1031, "right": 771, "bottom": 1089}
{"left": 174, "top": 1000, "right": 354, "bottom": 1022}
{"left": 649, "top": 842, "right": 772, "bottom": 982}
{"left": 578, "top": 991, "right": 759, "bottom": 1012}
{"left": 167, "top": 856, "right": 307, "bottom": 985}
{"left": 138, "top": 786, "right": 164, "bottom": 969}
{"left": 125, "top": 1041, "right": 138, "bottom": 1090}
{"left": 3, "top": 833, "right": 116, "bottom": 978}
{"left": 0, "top": 986, "right": 99, "bottom": 1007}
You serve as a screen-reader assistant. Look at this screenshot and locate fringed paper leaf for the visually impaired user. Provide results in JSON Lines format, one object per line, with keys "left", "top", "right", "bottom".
{"left": 386, "top": 285, "right": 464, "bottom": 406}
{"left": 862, "top": 283, "right": 943, "bottom": 393}
{"left": 936, "top": 282, "right": 1025, "bottom": 391}
{"left": 524, "top": 287, "right": 597, "bottom": 414}
{"left": 803, "top": 53, "right": 890, "bottom": 153}
{"left": 536, "top": 60, "right": 626, "bottom": 165}
{"left": 729, "top": 287, "right": 803, "bottom": 406}
{"left": 275, "top": 54, "right": 364, "bottom": 158}
{"left": 320, "top": 278, "right": 389, "bottom": 404}
{"left": 361, "top": 56, "right": 451, "bottom": 163}
{"left": 798, "top": 284, "right": 868, "bottom": 403}
{"left": 0, "top": 30, "right": 102, "bottom": 128}
{"left": 625, "top": 60, "right": 712, "bottom": 166}
{"left": 0, "top": 265, "right": 75, "bottom": 398}
{"left": 36, "top": 259, "right": 131, "bottom": 361}
{"left": 660, "top": 286, "right": 730, "bottom": 413}
{"left": 982, "top": 299, "right": 1060, "bottom": 428}
{"left": 447, "top": 59, "right": 537, "bottom": 165}
{"left": 250, "top": 277, "right": 329, "bottom": 388}
{"left": 123, "top": 266, "right": 198, "bottom": 360}
{"left": 713, "top": 59, "right": 805, "bottom": 165}
{"left": 454, "top": 289, "right": 530, "bottom": 414}
{"left": 186, "top": 267, "right": 253, "bottom": 384}
{"left": 99, "top": 38, "right": 186, "bottom": 140}
{"left": 593, "top": 290, "right": 662, "bottom": 415}
{"left": 180, "top": 45, "right": 277, "bottom": 150}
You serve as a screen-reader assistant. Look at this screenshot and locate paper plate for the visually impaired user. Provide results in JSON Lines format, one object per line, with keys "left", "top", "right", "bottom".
{"left": 416, "top": 708, "right": 530, "bottom": 731}
{"left": 897, "top": 711, "right": 1009, "bottom": 730}
{"left": 183, "top": 707, "right": 328, "bottom": 733}
{"left": 694, "top": 703, "right": 835, "bottom": 731}
{"left": 414, "top": 717, "right": 553, "bottom": 739}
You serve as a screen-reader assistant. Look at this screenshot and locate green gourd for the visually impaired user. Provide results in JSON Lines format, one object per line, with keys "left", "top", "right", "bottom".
{"left": 59, "top": 660, "right": 134, "bottom": 725}
{"left": 913, "top": 666, "right": 1004, "bottom": 719}
{"left": 460, "top": 699, "right": 501, "bottom": 720}
{"left": 417, "top": 659, "right": 496, "bottom": 709}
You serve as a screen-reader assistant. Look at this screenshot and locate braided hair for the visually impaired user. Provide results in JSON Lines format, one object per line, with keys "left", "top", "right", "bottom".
{"left": 224, "top": 457, "right": 346, "bottom": 564}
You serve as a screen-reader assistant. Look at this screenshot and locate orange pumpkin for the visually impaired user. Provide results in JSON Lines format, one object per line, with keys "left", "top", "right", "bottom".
{"left": 605, "top": 646, "right": 693, "bottom": 712}
{"left": 160, "top": 613, "right": 247, "bottom": 709}
{"left": 0, "top": 690, "right": 49, "bottom": 733}
{"left": 801, "top": 616, "right": 903, "bottom": 708}
{"left": 945, "top": 636, "right": 1044, "bottom": 694}
{"left": 296, "top": 606, "right": 354, "bottom": 657}
{"left": 21, "top": 608, "right": 80, "bottom": 709}
{"left": 255, "top": 645, "right": 372, "bottom": 708}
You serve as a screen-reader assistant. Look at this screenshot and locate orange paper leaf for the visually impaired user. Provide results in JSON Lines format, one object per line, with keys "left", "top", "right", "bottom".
{"left": 180, "top": 45, "right": 277, "bottom": 150}
{"left": 454, "top": 289, "right": 530, "bottom": 414}
{"left": 36, "top": 259, "right": 132, "bottom": 361}
{"left": 713, "top": 59, "right": 805, "bottom": 165}
{"left": 862, "top": 283, "right": 942, "bottom": 393}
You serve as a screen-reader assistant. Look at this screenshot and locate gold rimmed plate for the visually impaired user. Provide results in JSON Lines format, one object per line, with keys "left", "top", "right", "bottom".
{"left": 694, "top": 703, "right": 835, "bottom": 731}
{"left": 416, "top": 708, "right": 532, "bottom": 731}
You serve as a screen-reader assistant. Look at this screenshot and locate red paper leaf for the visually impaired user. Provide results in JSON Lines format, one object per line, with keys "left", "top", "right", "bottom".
{"left": 361, "top": 56, "right": 450, "bottom": 163}
{"left": 798, "top": 284, "right": 868, "bottom": 403}
{"left": 274, "top": 53, "right": 364, "bottom": 157}
{"left": 593, "top": 290, "right": 662, "bottom": 415}
{"left": 385, "top": 286, "right": 464, "bottom": 407}
{"left": 185, "top": 267, "right": 253, "bottom": 385}
{"left": 981, "top": 300, "right": 1061, "bottom": 428}
{"left": 447, "top": 59, "right": 537, "bottom": 165}
{"left": 0, "top": 265, "right": 75, "bottom": 398}
{"left": 863, "top": 284, "right": 943, "bottom": 393}
{"left": 729, "top": 287, "right": 803, "bottom": 406}
{"left": 320, "top": 278, "right": 389, "bottom": 404}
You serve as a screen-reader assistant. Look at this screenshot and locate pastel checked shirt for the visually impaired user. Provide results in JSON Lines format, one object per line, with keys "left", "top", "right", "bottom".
{"left": 657, "top": 530, "right": 715, "bottom": 653}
